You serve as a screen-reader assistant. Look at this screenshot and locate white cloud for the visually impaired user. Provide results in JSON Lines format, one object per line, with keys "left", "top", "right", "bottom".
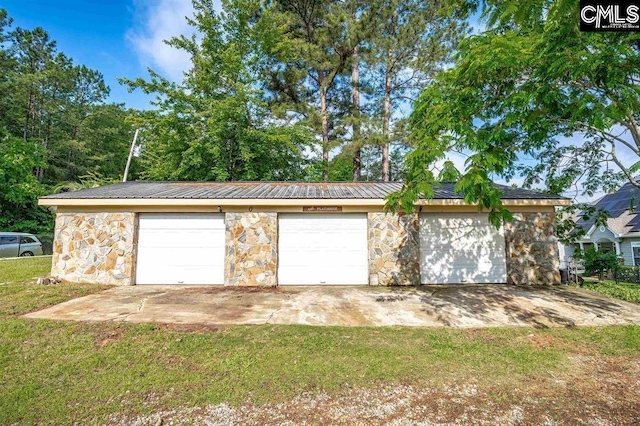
{"left": 127, "top": 0, "right": 203, "bottom": 81}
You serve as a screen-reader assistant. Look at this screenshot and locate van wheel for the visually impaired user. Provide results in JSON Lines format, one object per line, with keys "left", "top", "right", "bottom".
{"left": 20, "top": 251, "right": 34, "bottom": 257}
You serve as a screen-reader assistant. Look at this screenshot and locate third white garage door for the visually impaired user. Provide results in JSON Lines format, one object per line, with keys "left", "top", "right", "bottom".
{"left": 419, "top": 213, "right": 507, "bottom": 284}
{"left": 278, "top": 214, "right": 368, "bottom": 285}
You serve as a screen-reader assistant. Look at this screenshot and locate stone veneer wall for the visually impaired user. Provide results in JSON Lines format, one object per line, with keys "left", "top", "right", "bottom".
{"left": 368, "top": 212, "right": 421, "bottom": 286}
{"left": 51, "top": 212, "right": 137, "bottom": 285}
{"left": 504, "top": 212, "right": 561, "bottom": 285}
{"left": 224, "top": 212, "right": 278, "bottom": 286}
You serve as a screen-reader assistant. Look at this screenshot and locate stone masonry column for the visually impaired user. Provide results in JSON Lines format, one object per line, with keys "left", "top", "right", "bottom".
{"left": 51, "top": 212, "right": 137, "bottom": 285}
{"left": 224, "top": 212, "right": 278, "bottom": 286}
{"left": 504, "top": 212, "right": 561, "bottom": 285}
{"left": 368, "top": 212, "right": 421, "bottom": 286}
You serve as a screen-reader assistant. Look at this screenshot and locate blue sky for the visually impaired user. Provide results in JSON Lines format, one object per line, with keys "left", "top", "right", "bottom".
{"left": 3, "top": 1, "right": 633, "bottom": 200}
{"left": 3, "top": 0, "right": 205, "bottom": 109}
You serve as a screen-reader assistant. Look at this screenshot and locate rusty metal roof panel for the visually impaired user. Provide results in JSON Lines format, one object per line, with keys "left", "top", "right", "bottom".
{"left": 41, "top": 181, "right": 566, "bottom": 200}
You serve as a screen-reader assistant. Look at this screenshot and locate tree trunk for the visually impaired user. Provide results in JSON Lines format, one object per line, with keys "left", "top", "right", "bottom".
{"left": 23, "top": 90, "right": 33, "bottom": 141}
{"left": 352, "top": 46, "right": 361, "bottom": 182}
{"left": 320, "top": 86, "right": 329, "bottom": 182}
{"left": 382, "top": 69, "right": 392, "bottom": 182}
{"left": 36, "top": 115, "right": 51, "bottom": 183}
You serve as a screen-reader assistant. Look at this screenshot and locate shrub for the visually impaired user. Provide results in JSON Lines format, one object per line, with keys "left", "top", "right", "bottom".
{"left": 576, "top": 247, "right": 621, "bottom": 280}
{"left": 614, "top": 266, "right": 640, "bottom": 284}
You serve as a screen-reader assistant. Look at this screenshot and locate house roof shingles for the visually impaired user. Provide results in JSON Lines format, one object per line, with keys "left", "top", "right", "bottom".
{"left": 575, "top": 182, "right": 640, "bottom": 237}
{"left": 42, "top": 181, "right": 566, "bottom": 200}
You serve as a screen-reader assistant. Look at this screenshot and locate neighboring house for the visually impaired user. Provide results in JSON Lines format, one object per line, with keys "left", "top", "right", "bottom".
{"left": 39, "top": 181, "right": 568, "bottom": 287}
{"left": 561, "top": 182, "right": 640, "bottom": 267}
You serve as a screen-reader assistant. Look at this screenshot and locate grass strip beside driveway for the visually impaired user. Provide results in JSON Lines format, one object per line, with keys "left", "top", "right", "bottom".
{"left": 0, "top": 256, "right": 52, "bottom": 284}
{"left": 1, "top": 259, "right": 640, "bottom": 425}
{"left": 2, "top": 315, "right": 640, "bottom": 424}
{"left": 0, "top": 281, "right": 639, "bottom": 424}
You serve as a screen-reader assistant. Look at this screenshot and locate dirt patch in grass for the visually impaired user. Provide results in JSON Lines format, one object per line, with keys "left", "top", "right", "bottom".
{"left": 515, "top": 332, "right": 562, "bottom": 350}
{"left": 156, "top": 323, "right": 224, "bottom": 333}
{"left": 106, "top": 360, "right": 640, "bottom": 425}
{"left": 94, "top": 325, "right": 125, "bottom": 348}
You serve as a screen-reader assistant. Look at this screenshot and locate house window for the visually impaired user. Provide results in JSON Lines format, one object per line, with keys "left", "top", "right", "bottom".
{"left": 632, "top": 244, "right": 640, "bottom": 266}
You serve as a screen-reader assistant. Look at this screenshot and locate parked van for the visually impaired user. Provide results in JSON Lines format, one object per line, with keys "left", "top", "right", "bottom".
{"left": 0, "top": 232, "right": 44, "bottom": 258}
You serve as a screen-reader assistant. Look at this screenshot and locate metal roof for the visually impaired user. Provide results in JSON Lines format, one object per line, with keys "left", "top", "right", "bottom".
{"left": 41, "top": 181, "right": 566, "bottom": 200}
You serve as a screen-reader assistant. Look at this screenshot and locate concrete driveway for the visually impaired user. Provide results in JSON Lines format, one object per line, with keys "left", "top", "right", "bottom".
{"left": 24, "top": 284, "right": 640, "bottom": 328}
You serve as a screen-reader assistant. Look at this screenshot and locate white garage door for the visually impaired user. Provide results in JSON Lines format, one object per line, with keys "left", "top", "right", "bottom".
{"left": 136, "top": 213, "right": 225, "bottom": 285}
{"left": 278, "top": 214, "right": 368, "bottom": 285}
{"left": 419, "top": 213, "right": 507, "bottom": 284}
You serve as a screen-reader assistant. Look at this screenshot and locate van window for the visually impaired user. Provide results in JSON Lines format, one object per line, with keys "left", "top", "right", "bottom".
{"left": 20, "top": 236, "right": 37, "bottom": 244}
{"left": 0, "top": 236, "right": 19, "bottom": 245}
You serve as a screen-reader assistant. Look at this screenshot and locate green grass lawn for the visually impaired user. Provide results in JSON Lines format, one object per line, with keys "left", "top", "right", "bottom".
{"left": 0, "top": 256, "right": 52, "bottom": 283}
{"left": 579, "top": 280, "right": 640, "bottom": 304}
{"left": 1, "top": 262, "right": 640, "bottom": 424}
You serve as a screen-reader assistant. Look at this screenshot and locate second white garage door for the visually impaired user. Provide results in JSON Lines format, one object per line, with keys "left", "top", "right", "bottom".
{"left": 419, "top": 213, "right": 507, "bottom": 284}
{"left": 278, "top": 214, "right": 368, "bottom": 285}
{"left": 136, "top": 213, "right": 225, "bottom": 285}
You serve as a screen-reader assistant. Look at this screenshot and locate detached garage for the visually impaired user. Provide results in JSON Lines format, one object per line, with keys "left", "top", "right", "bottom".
{"left": 40, "top": 181, "right": 568, "bottom": 287}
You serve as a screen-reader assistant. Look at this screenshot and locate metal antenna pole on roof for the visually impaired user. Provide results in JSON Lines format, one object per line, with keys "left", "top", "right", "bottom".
{"left": 123, "top": 128, "right": 140, "bottom": 183}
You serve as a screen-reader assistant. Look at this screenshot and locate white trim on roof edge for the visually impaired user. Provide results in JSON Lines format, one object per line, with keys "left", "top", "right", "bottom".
{"left": 584, "top": 223, "right": 622, "bottom": 240}
{"left": 39, "top": 197, "right": 570, "bottom": 207}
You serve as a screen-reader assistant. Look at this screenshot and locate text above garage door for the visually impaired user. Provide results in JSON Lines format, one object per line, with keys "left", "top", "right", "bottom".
{"left": 302, "top": 206, "right": 342, "bottom": 212}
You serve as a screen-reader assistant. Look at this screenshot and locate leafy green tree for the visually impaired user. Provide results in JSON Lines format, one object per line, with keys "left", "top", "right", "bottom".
{"left": 0, "top": 10, "right": 19, "bottom": 130}
{"left": 0, "top": 9, "right": 135, "bottom": 232}
{"left": 53, "top": 171, "right": 121, "bottom": 194}
{"left": 0, "top": 130, "right": 52, "bottom": 233}
{"left": 77, "top": 104, "right": 138, "bottom": 180}
{"left": 578, "top": 247, "right": 621, "bottom": 281}
{"left": 437, "top": 160, "right": 461, "bottom": 182}
{"left": 367, "top": 0, "right": 468, "bottom": 181}
{"left": 262, "top": 0, "right": 356, "bottom": 182}
{"left": 343, "top": 1, "right": 376, "bottom": 181}
{"left": 47, "top": 64, "right": 110, "bottom": 181}
{"left": 393, "top": 0, "right": 640, "bottom": 226}
{"left": 123, "top": 0, "right": 311, "bottom": 182}
{"left": 0, "top": 9, "right": 128, "bottom": 185}
{"left": 329, "top": 154, "right": 355, "bottom": 181}
{"left": 350, "top": 44, "right": 362, "bottom": 181}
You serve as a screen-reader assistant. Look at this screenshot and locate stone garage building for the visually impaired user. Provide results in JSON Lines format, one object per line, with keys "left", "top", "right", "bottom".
{"left": 39, "top": 181, "right": 569, "bottom": 287}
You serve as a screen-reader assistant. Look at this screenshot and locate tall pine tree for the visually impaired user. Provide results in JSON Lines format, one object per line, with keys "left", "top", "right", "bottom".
{"left": 367, "top": 0, "right": 467, "bottom": 181}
